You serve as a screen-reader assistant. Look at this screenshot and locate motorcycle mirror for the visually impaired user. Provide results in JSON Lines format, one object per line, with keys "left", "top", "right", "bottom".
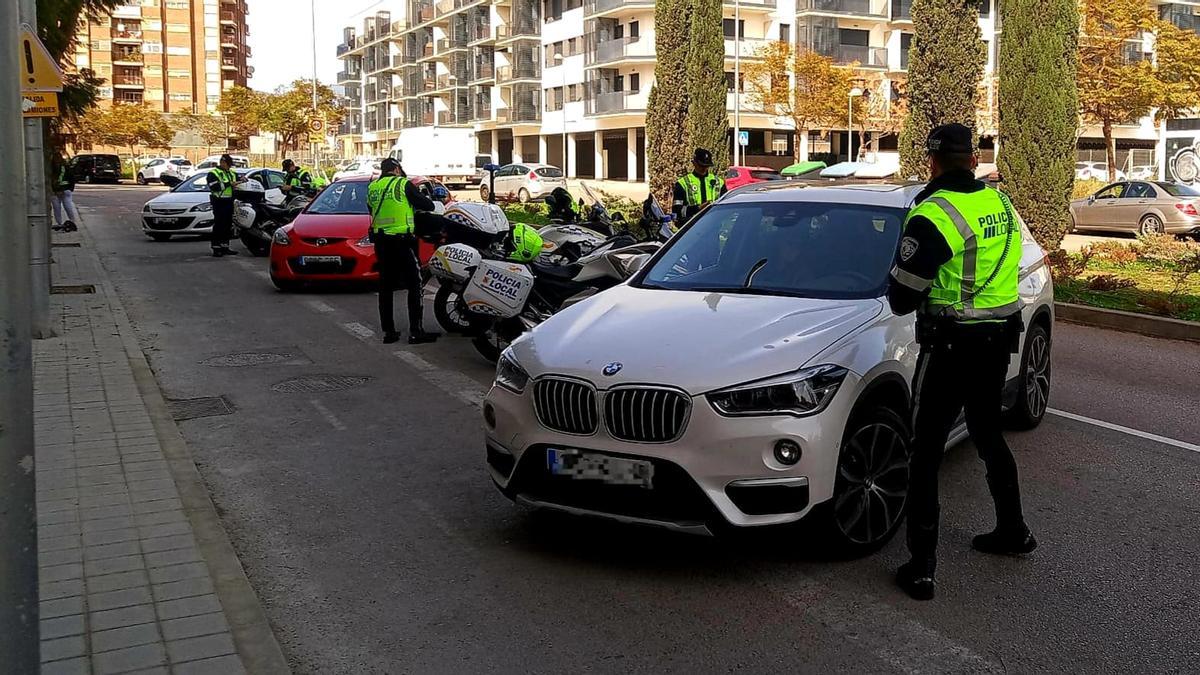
{"left": 160, "top": 174, "right": 182, "bottom": 189}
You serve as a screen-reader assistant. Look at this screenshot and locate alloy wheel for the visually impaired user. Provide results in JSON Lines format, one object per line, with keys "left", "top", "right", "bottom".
{"left": 833, "top": 422, "right": 910, "bottom": 546}
{"left": 1025, "top": 332, "right": 1051, "bottom": 420}
{"left": 1140, "top": 216, "right": 1164, "bottom": 235}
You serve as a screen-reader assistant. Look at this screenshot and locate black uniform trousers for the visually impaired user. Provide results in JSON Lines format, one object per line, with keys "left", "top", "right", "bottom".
{"left": 906, "top": 320, "right": 1027, "bottom": 567}
{"left": 375, "top": 232, "right": 423, "bottom": 335}
{"left": 210, "top": 197, "right": 234, "bottom": 249}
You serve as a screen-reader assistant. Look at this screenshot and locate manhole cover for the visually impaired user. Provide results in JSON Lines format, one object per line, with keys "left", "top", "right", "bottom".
{"left": 202, "top": 352, "right": 296, "bottom": 367}
{"left": 167, "top": 396, "right": 235, "bottom": 421}
{"left": 51, "top": 284, "right": 96, "bottom": 295}
{"left": 271, "top": 375, "right": 372, "bottom": 394}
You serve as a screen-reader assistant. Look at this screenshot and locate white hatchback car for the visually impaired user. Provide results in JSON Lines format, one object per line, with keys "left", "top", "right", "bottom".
{"left": 137, "top": 158, "right": 193, "bottom": 185}
{"left": 141, "top": 168, "right": 286, "bottom": 240}
{"left": 483, "top": 182, "right": 1054, "bottom": 552}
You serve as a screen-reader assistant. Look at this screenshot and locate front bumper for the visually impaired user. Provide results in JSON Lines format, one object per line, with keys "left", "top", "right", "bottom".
{"left": 483, "top": 372, "right": 861, "bottom": 532}
{"left": 142, "top": 212, "right": 213, "bottom": 234}
{"left": 269, "top": 240, "right": 378, "bottom": 282}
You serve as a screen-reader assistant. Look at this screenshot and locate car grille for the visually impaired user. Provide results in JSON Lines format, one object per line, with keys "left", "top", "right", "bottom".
{"left": 603, "top": 388, "right": 690, "bottom": 443}
{"left": 301, "top": 237, "right": 348, "bottom": 246}
{"left": 151, "top": 207, "right": 187, "bottom": 215}
{"left": 533, "top": 378, "right": 598, "bottom": 435}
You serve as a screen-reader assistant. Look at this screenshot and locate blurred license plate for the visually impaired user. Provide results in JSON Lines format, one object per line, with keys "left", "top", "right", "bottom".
{"left": 546, "top": 449, "right": 653, "bottom": 488}
{"left": 152, "top": 218, "right": 179, "bottom": 225}
{"left": 301, "top": 256, "right": 340, "bottom": 264}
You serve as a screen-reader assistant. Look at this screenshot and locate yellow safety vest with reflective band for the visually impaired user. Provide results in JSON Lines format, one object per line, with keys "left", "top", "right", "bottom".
{"left": 677, "top": 173, "right": 724, "bottom": 207}
{"left": 290, "top": 167, "right": 327, "bottom": 189}
{"left": 906, "top": 188, "right": 1021, "bottom": 321}
{"left": 209, "top": 167, "right": 236, "bottom": 199}
{"left": 508, "top": 223, "right": 544, "bottom": 263}
{"left": 367, "top": 176, "right": 415, "bottom": 235}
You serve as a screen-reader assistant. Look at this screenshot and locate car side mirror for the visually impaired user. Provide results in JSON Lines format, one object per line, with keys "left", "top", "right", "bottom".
{"left": 1087, "top": 196, "right": 1095, "bottom": 205}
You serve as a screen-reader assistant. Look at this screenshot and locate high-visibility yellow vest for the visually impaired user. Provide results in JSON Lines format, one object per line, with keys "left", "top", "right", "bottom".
{"left": 677, "top": 172, "right": 724, "bottom": 207}
{"left": 209, "top": 167, "right": 236, "bottom": 199}
{"left": 906, "top": 188, "right": 1021, "bottom": 321}
{"left": 367, "top": 176, "right": 415, "bottom": 235}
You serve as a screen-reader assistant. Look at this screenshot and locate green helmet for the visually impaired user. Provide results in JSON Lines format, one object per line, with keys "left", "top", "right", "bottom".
{"left": 508, "top": 223, "right": 544, "bottom": 263}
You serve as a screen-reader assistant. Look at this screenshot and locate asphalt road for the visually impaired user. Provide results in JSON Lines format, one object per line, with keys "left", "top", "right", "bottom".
{"left": 72, "top": 184, "right": 1200, "bottom": 674}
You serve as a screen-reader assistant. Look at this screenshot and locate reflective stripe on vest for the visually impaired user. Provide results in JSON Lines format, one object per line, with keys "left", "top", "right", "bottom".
{"left": 210, "top": 168, "right": 235, "bottom": 199}
{"left": 367, "top": 176, "right": 415, "bottom": 234}
{"left": 907, "top": 188, "right": 1021, "bottom": 321}
{"left": 677, "top": 173, "right": 724, "bottom": 207}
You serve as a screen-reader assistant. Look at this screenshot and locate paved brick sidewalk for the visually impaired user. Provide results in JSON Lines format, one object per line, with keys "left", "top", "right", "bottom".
{"left": 34, "top": 232, "right": 285, "bottom": 675}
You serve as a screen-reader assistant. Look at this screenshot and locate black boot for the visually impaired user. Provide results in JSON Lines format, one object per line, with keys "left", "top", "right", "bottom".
{"left": 211, "top": 247, "right": 225, "bottom": 258}
{"left": 382, "top": 331, "right": 402, "bottom": 344}
{"left": 408, "top": 321, "right": 440, "bottom": 344}
{"left": 220, "top": 246, "right": 239, "bottom": 256}
{"left": 972, "top": 527, "right": 1037, "bottom": 556}
{"left": 896, "top": 559, "right": 936, "bottom": 601}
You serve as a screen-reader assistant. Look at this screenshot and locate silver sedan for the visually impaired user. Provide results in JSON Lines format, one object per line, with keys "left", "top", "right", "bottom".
{"left": 1070, "top": 180, "right": 1200, "bottom": 237}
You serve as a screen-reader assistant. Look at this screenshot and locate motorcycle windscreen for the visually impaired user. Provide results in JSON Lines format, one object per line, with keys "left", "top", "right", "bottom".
{"left": 463, "top": 259, "right": 534, "bottom": 318}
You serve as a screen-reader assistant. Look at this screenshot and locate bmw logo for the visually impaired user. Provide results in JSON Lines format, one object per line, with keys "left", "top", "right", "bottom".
{"left": 602, "top": 362, "right": 623, "bottom": 376}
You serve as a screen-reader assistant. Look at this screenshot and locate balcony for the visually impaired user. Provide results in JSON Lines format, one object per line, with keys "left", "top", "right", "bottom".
{"left": 392, "top": 54, "right": 407, "bottom": 69}
{"left": 724, "top": 37, "right": 771, "bottom": 59}
{"left": 110, "top": 27, "right": 143, "bottom": 42}
{"left": 221, "top": 57, "right": 240, "bottom": 70}
{"left": 337, "top": 42, "right": 354, "bottom": 56}
{"left": 586, "top": 36, "right": 655, "bottom": 67}
{"left": 584, "top": 0, "right": 655, "bottom": 18}
{"left": 437, "top": 37, "right": 470, "bottom": 53}
{"left": 469, "top": 23, "right": 493, "bottom": 44}
{"left": 112, "top": 50, "right": 143, "bottom": 65}
{"left": 497, "top": 63, "right": 541, "bottom": 83}
{"left": 797, "top": 0, "right": 885, "bottom": 16}
{"left": 220, "top": 10, "right": 239, "bottom": 24}
{"left": 817, "top": 44, "right": 888, "bottom": 67}
{"left": 891, "top": 0, "right": 912, "bottom": 21}
{"left": 436, "top": 0, "right": 484, "bottom": 17}
{"left": 496, "top": 24, "right": 540, "bottom": 43}
{"left": 437, "top": 110, "right": 471, "bottom": 126}
{"left": 496, "top": 106, "right": 541, "bottom": 124}
{"left": 1161, "top": 4, "right": 1200, "bottom": 34}
{"left": 337, "top": 70, "right": 359, "bottom": 83}
{"left": 472, "top": 62, "right": 496, "bottom": 82}
{"left": 586, "top": 90, "right": 642, "bottom": 116}
{"left": 112, "top": 75, "right": 145, "bottom": 88}
{"left": 418, "top": 43, "right": 437, "bottom": 62}
{"left": 111, "top": 4, "right": 141, "bottom": 19}
{"left": 722, "top": 0, "right": 776, "bottom": 9}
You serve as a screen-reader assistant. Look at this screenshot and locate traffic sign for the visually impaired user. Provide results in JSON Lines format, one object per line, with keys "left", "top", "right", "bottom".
{"left": 738, "top": 130, "right": 749, "bottom": 147}
{"left": 21, "top": 92, "right": 59, "bottom": 118}
{"left": 307, "top": 115, "right": 326, "bottom": 143}
{"left": 19, "top": 24, "right": 64, "bottom": 92}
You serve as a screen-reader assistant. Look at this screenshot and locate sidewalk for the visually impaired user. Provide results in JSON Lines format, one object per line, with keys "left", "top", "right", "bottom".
{"left": 34, "top": 228, "right": 287, "bottom": 674}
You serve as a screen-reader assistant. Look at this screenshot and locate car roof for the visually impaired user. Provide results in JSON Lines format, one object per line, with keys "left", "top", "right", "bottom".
{"left": 720, "top": 180, "right": 926, "bottom": 209}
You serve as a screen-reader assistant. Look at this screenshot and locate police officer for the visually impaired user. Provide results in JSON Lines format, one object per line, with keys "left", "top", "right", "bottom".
{"left": 206, "top": 154, "right": 238, "bottom": 257}
{"left": 671, "top": 148, "right": 727, "bottom": 223}
{"left": 887, "top": 123, "right": 1035, "bottom": 601}
{"left": 281, "top": 159, "right": 316, "bottom": 197}
{"left": 368, "top": 158, "right": 440, "bottom": 344}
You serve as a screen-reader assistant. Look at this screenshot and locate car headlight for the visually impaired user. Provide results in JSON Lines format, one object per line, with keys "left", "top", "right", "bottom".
{"left": 143, "top": 203, "right": 151, "bottom": 212}
{"left": 707, "top": 365, "right": 849, "bottom": 417}
{"left": 190, "top": 202, "right": 212, "bottom": 212}
{"left": 273, "top": 228, "right": 291, "bottom": 246}
{"left": 495, "top": 350, "right": 530, "bottom": 394}
{"left": 356, "top": 234, "right": 373, "bottom": 247}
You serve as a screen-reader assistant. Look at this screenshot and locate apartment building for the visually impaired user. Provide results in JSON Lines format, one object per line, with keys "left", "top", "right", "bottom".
{"left": 335, "top": 0, "right": 1200, "bottom": 181}
{"left": 71, "top": 0, "right": 252, "bottom": 114}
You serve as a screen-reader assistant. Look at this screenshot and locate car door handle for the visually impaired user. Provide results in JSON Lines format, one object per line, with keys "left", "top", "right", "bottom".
{"left": 1137, "top": 200, "right": 1150, "bottom": 204}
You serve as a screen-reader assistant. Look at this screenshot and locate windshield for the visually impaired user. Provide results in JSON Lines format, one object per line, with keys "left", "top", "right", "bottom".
{"left": 1157, "top": 182, "right": 1200, "bottom": 197}
{"left": 637, "top": 201, "right": 907, "bottom": 299}
{"left": 173, "top": 174, "right": 211, "bottom": 193}
{"left": 305, "top": 181, "right": 369, "bottom": 215}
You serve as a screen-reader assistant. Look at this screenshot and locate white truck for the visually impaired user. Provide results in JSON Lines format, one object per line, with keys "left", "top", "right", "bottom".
{"left": 387, "top": 127, "right": 491, "bottom": 189}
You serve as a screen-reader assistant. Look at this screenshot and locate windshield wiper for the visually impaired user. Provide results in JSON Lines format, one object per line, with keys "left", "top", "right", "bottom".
{"left": 743, "top": 258, "right": 769, "bottom": 288}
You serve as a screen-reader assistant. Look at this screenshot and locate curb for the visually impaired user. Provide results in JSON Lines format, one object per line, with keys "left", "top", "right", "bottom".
{"left": 75, "top": 222, "right": 292, "bottom": 674}
{"left": 1055, "top": 302, "right": 1200, "bottom": 343}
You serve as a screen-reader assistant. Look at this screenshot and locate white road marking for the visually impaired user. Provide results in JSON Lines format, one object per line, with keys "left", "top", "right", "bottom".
{"left": 393, "top": 350, "right": 487, "bottom": 408}
{"left": 309, "top": 399, "right": 346, "bottom": 431}
{"left": 305, "top": 299, "right": 336, "bottom": 314}
{"left": 1048, "top": 408, "right": 1200, "bottom": 454}
{"left": 340, "top": 321, "right": 375, "bottom": 342}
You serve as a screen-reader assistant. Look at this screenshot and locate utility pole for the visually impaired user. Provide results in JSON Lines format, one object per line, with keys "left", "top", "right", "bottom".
{"left": 22, "top": 0, "right": 52, "bottom": 339}
{"left": 1, "top": 0, "right": 39, "bottom": 670}
{"left": 732, "top": 0, "right": 740, "bottom": 167}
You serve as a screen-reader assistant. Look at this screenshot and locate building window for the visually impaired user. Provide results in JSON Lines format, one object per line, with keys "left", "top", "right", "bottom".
{"left": 630, "top": 21, "right": 639, "bottom": 38}
{"left": 629, "top": 73, "right": 640, "bottom": 93}
{"left": 723, "top": 19, "right": 745, "bottom": 39}
{"left": 779, "top": 23, "right": 791, "bottom": 43}
{"left": 724, "top": 71, "right": 744, "bottom": 92}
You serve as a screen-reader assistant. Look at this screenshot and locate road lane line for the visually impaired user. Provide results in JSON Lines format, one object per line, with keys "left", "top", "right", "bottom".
{"left": 393, "top": 350, "right": 487, "bottom": 408}
{"left": 309, "top": 399, "right": 346, "bottom": 431}
{"left": 1048, "top": 408, "right": 1200, "bottom": 454}
{"left": 305, "top": 299, "right": 336, "bottom": 314}
{"left": 340, "top": 321, "right": 376, "bottom": 342}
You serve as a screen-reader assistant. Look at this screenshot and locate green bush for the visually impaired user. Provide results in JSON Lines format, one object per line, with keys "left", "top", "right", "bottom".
{"left": 1071, "top": 178, "right": 1106, "bottom": 200}
{"left": 503, "top": 203, "right": 550, "bottom": 226}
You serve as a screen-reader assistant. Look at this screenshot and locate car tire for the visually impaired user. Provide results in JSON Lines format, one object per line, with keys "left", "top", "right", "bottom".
{"left": 433, "top": 284, "right": 472, "bottom": 334}
{"left": 518, "top": 188, "right": 531, "bottom": 204}
{"left": 480, "top": 184, "right": 490, "bottom": 202}
{"left": 136, "top": 173, "right": 147, "bottom": 185}
{"left": 271, "top": 276, "right": 302, "bottom": 293}
{"left": 814, "top": 405, "right": 912, "bottom": 557}
{"left": 1138, "top": 214, "right": 1166, "bottom": 236}
{"left": 148, "top": 233, "right": 172, "bottom": 242}
{"left": 1006, "top": 322, "right": 1051, "bottom": 430}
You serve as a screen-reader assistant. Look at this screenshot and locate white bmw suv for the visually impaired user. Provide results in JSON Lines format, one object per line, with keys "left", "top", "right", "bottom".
{"left": 483, "top": 182, "right": 1054, "bottom": 552}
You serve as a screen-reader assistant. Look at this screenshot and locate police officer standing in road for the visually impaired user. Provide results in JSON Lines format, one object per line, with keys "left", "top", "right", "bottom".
{"left": 206, "top": 154, "right": 238, "bottom": 257}
{"left": 887, "top": 123, "right": 1036, "bottom": 601}
{"left": 671, "top": 148, "right": 728, "bottom": 224}
{"left": 368, "top": 158, "right": 440, "bottom": 345}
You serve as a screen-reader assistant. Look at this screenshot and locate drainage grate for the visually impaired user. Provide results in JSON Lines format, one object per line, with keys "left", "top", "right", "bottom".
{"left": 51, "top": 284, "right": 96, "bottom": 295}
{"left": 52, "top": 242, "right": 82, "bottom": 248}
{"left": 271, "top": 375, "right": 371, "bottom": 394}
{"left": 202, "top": 352, "right": 298, "bottom": 368}
{"left": 167, "top": 396, "right": 236, "bottom": 421}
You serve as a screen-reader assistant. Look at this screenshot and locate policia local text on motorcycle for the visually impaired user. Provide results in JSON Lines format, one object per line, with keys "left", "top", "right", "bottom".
{"left": 206, "top": 154, "right": 239, "bottom": 258}
{"left": 672, "top": 148, "right": 728, "bottom": 224}
{"left": 886, "top": 123, "right": 1036, "bottom": 601}
{"left": 368, "top": 158, "right": 442, "bottom": 345}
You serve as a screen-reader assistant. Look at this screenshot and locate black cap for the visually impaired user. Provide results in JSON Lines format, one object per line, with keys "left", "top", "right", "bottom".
{"left": 692, "top": 148, "right": 714, "bottom": 167}
{"left": 926, "top": 123, "right": 974, "bottom": 155}
{"left": 220, "top": 154, "right": 233, "bottom": 165}
{"left": 380, "top": 158, "right": 400, "bottom": 174}
{"left": 282, "top": 159, "right": 295, "bottom": 169}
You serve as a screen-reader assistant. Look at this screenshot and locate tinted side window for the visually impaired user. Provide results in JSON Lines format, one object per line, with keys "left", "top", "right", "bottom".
{"left": 263, "top": 171, "right": 286, "bottom": 188}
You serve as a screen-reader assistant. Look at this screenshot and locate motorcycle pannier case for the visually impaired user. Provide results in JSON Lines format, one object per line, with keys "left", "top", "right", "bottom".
{"left": 232, "top": 180, "right": 266, "bottom": 204}
{"left": 428, "top": 243, "right": 482, "bottom": 283}
{"left": 463, "top": 260, "right": 534, "bottom": 319}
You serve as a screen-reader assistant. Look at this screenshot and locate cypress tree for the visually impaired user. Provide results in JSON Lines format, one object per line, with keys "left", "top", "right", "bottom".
{"left": 686, "top": 0, "right": 730, "bottom": 172}
{"left": 898, "top": 0, "right": 986, "bottom": 179}
{"left": 646, "top": 0, "right": 692, "bottom": 205}
{"left": 998, "top": 0, "right": 1079, "bottom": 250}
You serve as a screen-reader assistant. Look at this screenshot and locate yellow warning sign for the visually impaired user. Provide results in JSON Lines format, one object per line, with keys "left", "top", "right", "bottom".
{"left": 307, "top": 115, "right": 326, "bottom": 144}
{"left": 21, "top": 92, "right": 60, "bottom": 118}
{"left": 20, "top": 24, "right": 64, "bottom": 92}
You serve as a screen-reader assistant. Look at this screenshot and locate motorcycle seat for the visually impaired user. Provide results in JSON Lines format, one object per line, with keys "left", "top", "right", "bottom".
{"left": 532, "top": 260, "right": 582, "bottom": 280}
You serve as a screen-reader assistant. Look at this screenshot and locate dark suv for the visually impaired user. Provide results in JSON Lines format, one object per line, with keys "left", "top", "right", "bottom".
{"left": 68, "top": 154, "right": 122, "bottom": 184}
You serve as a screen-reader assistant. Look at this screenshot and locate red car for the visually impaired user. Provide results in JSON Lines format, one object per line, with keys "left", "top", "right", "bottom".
{"left": 724, "top": 166, "right": 784, "bottom": 191}
{"left": 268, "top": 176, "right": 449, "bottom": 291}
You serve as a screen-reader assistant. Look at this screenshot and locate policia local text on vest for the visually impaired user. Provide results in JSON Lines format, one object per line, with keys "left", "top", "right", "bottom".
{"left": 367, "top": 158, "right": 440, "bottom": 345}
{"left": 886, "top": 123, "right": 1036, "bottom": 602}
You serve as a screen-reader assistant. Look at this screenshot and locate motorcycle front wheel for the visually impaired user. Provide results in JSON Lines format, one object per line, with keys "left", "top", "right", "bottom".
{"left": 433, "top": 284, "right": 473, "bottom": 334}
{"left": 471, "top": 318, "right": 523, "bottom": 363}
{"left": 240, "top": 230, "right": 271, "bottom": 257}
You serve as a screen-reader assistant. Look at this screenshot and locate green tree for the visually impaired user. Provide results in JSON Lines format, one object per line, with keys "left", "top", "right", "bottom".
{"left": 1152, "top": 19, "right": 1200, "bottom": 125}
{"left": 686, "top": 0, "right": 729, "bottom": 171}
{"left": 1077, "top": 0, "right": 1157, "bottom": 174}
{"left": 645, "top": 0, "right": 691, "bottom": 205}
{"left": 998, "top": 0, "right": 1079, "bottom": 250}
{"left": 217, "top": 85, "right": 268, "bottom": 140}
{"left": 743, "top": 42, "right": 853, "bottom": 162}
{"left": 78, "top": 103, "right": 173, "bottom": 158}
{"left": 898, "top": 0, "right": 986, "bottom": 179}
{"left": 259, "top": 80, "right": 345, "bottom": 156}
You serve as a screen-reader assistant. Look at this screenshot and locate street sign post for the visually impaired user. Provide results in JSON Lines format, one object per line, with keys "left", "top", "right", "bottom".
{"left": 738, "top": 130, "right": 749, "bottom": 147}
{"left": 21, "top": 91, "right": 58, "bottom": 117}
{"left": 308, "top": 115, "right": 326, "bottom": 145}
{"left": 19, "top": 24, "right": 63, "bottom": 93}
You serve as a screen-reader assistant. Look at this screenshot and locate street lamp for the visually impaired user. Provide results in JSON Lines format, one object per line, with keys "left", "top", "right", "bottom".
{"left": 848, "top": 87, "right": 864, "bottom": 163}
{"left": 554, "top": 52, "right": 567, "bottom": 176}
{"left": 733, "top": 0, "right": 741, "bottom": 167}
